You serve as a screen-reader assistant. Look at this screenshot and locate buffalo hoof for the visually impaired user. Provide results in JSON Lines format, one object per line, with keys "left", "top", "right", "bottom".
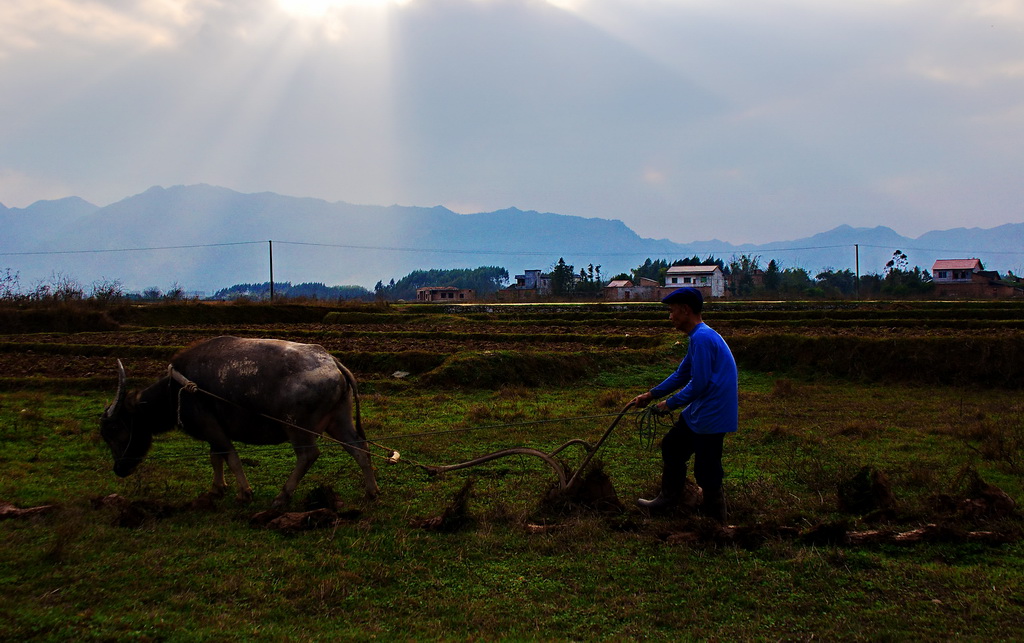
{"left": 270, "top": 493, "right": 292, "bottom": 510}
{"left": 210, "top": 485, "right": 227, "bottom": 499}
{"left": 235, "top": 488, "right": 254, "bottom": 504}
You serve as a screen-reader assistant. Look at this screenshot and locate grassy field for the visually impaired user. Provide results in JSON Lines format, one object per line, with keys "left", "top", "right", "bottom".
{"left": 1, "top": 300, "right": 1022, "bottom": 640}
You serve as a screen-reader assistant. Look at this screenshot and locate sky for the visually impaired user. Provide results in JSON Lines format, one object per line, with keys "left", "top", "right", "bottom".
{"left": 1, "top": 0, "right": 1023, "bottom": 244}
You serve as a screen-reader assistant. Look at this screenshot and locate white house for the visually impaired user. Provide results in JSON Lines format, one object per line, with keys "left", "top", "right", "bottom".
{"left": 663, "top": 265, "right": 726, "bottom": 298}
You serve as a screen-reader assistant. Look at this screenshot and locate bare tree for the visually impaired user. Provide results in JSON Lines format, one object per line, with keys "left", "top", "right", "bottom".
{"left": 51, "top": 272, "right": 84, "bottom": 302}
{"left": 0, "top": 268, "right": 20, "bottom": 300}
{"left": 164, "top": 282, "right": 187, "bottom": 301}
{"left": 91, "top": 277, "right": 125, "bottom": 303}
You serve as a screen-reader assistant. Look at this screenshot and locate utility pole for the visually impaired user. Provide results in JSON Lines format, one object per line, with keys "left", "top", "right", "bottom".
{"left": 269, "top": 240, "right": 275, "bottom": 302}
{"left": 854, "top": 244, "right": 860, "bottom": 299}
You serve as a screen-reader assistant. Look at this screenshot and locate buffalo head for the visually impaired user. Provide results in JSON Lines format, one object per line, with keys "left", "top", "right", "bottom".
{"left": 100, "top": 360, "right": 154, "bottom": 477}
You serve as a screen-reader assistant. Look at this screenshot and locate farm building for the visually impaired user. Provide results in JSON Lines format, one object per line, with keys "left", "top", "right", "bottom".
{"left": 416, "top": 287, "right": 475, "bottom": 302}
{"left": 931, "top": 259, "right": 1022, "bottom": 298}
{"left": 497, "top": 269, "right": 552, "bottom": 302}
{"left": 604, "top": 277, "right": 659, "bottom": 301}
{"left": 514, "top": 269, "right": 551, "bottom": 293}
{"left": 662, "top": 265, "right": 727, "bottom": 298}
{"left": 932, "top": 258, "right": 984, "bottom": 283}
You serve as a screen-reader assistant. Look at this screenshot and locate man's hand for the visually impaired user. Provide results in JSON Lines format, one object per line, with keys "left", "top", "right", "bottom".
{"left": 631, "top": 392, "right": 654, "bottom": 408}
{"left": 654, "top": 400, "right": 671, "bottom": 415}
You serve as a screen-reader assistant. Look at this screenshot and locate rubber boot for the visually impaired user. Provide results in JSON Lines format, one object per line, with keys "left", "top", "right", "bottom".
{"left": 698, "top": 489, "right": 728, "bottom": 523}
{"left": 636, "top": 491, "right": 680, "bottom": 512}
{"left": 636, "top": 469, "right": 685, "bottom": 513}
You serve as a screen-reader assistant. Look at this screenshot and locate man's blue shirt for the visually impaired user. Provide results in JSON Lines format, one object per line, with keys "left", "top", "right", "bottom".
{"left": 649, "top": 322, "right": 738, "bottom": 434}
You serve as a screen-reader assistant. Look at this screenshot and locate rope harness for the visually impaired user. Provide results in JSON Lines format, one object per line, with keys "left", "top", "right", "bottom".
{"left": 634, "top": 405, "right": 677, "bottom": 450}
{"left": 167, "top": 365, "right": 398, "bottom": 462}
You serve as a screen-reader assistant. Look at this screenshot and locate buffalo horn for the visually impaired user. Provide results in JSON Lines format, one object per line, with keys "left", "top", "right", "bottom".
{"left": 105, "top": 359, "right": 128, "bottom": 418}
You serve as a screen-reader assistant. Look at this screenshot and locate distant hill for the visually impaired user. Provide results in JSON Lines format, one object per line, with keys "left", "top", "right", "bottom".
{"left": 2, "top": 196, "right": 100, "bottom": 250}
{"left": 1, "top": 184, "right": 1021, "bottom": 293}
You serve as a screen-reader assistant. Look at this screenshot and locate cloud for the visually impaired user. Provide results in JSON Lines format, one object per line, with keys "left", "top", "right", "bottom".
{"left": 0, "top": 0, "right": 1022, "bottom": 244}
{"left": 0, "top": 168, "right": 73, "bottom": 208}
{"left": 0, "top": 0, "right": 209, "bottom": 56}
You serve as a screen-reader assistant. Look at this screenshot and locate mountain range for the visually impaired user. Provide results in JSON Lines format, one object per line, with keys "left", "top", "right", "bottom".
{"left": 2, "top": 184, "right": 1022, "bottom": 294}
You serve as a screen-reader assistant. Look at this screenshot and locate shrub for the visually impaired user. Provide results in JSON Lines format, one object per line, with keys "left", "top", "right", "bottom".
{"left": 0, "top": 268, "right": 19, "bottom": 300}
{"left": 91, "top": 278, "right": 125, "bottom": 303}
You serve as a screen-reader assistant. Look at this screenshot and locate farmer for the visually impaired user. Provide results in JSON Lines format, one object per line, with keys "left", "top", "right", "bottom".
{"left": 631, "top": 286, "right": 738, "bottom": 522}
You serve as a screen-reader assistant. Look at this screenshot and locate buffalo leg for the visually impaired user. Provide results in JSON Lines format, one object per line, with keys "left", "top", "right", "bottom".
{"left": 344, "top": 440, "right": 379, "bottom": 499}
{"left": 211, "top": 442, "right": 253, "bottom": 504}
{"left": 272, "top": 442, "right": 320, "bottom": 509}
{"left": 209, "top": 452, "right": 227, "bottom": 498}
{"left": 224, "top": 450, "right": 253, "bottom": 503}
{"left": 328, "top": 425, "right": 379, "bottom": 499}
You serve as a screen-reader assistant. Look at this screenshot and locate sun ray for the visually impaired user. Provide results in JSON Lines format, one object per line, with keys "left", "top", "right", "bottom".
{"left": 275, "top": 0, "right": 411, "bottom": 19}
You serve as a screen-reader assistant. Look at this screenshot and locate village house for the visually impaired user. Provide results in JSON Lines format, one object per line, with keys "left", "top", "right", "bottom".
{"left": 415, "top": 286, "right": 475, "bottom": 302}
{"left": 661, "top": 265, "right": 727, "bottom": 298}
{"left": 604, "top": 277, "right": 659, "bottom": 301}
{"left": 515, "top": 269, "right": 552, "bottom": 293}
{"left": 497, "top": 269, "right": 552, "bottom": 302}
{"left": 932, "top": 258, "right": 983, "bottom": 284}
{"left": 931, "top": 259, "right": 1021, "bottom": 298}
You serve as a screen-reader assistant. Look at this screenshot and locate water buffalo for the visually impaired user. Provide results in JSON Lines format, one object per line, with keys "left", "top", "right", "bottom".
{"left": 100, "top": 336, "right": 379, "bottom": 507}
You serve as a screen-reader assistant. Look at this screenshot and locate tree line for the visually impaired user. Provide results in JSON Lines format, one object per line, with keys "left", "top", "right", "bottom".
{"left": 518, "top": 253, "right": 941, "bottom": 298}
{"left": 373, "top": 266, "right": 510, "bottom": 301}
{"left": 612, "top": 250, "right": 1021, "bottom": 298}
{"left": 3, "top": 250, "right": 1021, "bottom": 304}
{"left": 724, "top": 251, "right": 936, "bottom": 297}
{"left": 211, "top": 282, "right": 373, "bottom": 301}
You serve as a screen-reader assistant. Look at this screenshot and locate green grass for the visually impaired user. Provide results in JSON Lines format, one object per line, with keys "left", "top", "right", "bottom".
{"left": 2, "top": 299, "right": 1023, "bottom": 639}
{"left": 2, "top": 365, "right": 1023, "bottom": 640}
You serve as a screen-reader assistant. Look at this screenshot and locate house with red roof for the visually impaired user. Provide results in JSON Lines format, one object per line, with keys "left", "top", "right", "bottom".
{"left": 932, "top": 259, "right": 984, "bottom": 284}
{"left": 931, "top": 258, "right": 1021, "bottom": 298}
{"left": 604, "top": 277, "right": 659, "bottom": 301}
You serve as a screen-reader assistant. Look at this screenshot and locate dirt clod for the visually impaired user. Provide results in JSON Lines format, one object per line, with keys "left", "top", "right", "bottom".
{"left": 837, "top": 466, "right": 895, "bottom": 515}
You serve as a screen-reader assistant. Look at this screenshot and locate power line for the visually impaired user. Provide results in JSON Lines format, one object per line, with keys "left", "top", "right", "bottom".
{"left": 274, "top": 240, "right": 561, "bottom": 256}
{"left": 855, "top": 243, "right": 1023, "bottom": 257}
{"left": 279, "top": 240, "right": 870, "bottom": 256}
{"left": 1, "top": 239, "right": 1020, "bottom": 259}
{"left": 0, "top": 240, "right": 265, "bottom": 257}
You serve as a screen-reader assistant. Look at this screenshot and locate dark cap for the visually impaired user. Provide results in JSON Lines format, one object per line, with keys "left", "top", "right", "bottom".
{"left": 661, "top": 287, "right": 703, "bottom": 312}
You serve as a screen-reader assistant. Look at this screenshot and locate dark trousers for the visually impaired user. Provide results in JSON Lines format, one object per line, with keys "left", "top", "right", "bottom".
{"left": 660, "top": 418, "right": 725, "bottom": 500}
